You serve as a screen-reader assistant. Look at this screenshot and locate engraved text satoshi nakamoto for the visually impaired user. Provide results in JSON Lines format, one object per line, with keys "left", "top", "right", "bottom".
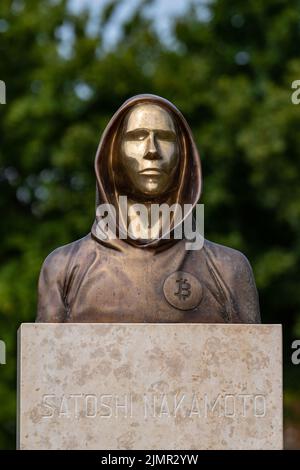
{"left": 40, "top": 392, "right": 266, "bottom": 419}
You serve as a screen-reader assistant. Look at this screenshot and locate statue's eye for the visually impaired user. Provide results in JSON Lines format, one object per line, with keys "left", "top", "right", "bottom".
{"left": 125, "top": 130, "right": 148, "bottom": 141}
{"left": 157, "top": 131, "right": 176, "bottom": 142}
{"left": 136, "top": 132, "right": 147, "bottom": 141}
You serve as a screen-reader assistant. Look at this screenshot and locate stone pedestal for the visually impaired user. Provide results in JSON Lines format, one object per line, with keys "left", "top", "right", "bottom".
{"left": 17, "top": 323, "right": 282, "bottom": 450}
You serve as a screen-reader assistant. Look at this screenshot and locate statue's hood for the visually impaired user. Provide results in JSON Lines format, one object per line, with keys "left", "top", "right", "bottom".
{"left": 91, "top": 94, "right": 202, "bottom": 251}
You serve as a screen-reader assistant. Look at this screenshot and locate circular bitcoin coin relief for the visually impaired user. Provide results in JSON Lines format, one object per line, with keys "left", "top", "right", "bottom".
{"left": 163, "top": 271, "right": 203, "bottom": 311}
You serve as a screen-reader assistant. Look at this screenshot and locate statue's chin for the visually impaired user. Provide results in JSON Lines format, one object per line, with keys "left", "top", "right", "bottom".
{"left": 121, "top": 175, "right": 174, "bottom": 202}
{"left": 133, "top": 181, "right": 171, "bottom": 199}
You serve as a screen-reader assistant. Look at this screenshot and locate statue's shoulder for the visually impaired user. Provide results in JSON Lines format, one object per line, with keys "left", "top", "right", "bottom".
{"left": 41, "top": 234, "right": 93, "bottom": 274}
{"left": 202, "top": 239, "right": 260, "bottom": 323}
{"left": 203, "top": 238, "right": 254, "bottom": 278}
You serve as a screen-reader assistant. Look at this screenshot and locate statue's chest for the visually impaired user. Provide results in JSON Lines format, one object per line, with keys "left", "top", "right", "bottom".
{"left": 65, "top": 251, "right": 230, "bottom": 323}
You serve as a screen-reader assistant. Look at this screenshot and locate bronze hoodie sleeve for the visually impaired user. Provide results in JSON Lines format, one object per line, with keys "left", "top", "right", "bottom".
{"left": 231, "top": 253, "right": 261, "bottom": 323}
{"left": 204, "top": 241, "right": 261, "bottom": 323}
{"left": 36, "top": 248, "right": 68, "bottom": 322}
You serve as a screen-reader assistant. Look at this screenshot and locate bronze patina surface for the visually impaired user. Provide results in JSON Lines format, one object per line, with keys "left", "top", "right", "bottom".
{"left": 36, "top": 94, "right": 260, "bottom": 323}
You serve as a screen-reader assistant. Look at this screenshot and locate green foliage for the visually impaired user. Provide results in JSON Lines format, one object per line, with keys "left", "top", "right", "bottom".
{"left": 0, "top": 0, "right": 300, "bottom": 448}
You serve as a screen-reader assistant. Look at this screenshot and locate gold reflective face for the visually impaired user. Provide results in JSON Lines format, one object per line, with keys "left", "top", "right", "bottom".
{"left": 121, "top": 103, "right": 180, "bottom": 198}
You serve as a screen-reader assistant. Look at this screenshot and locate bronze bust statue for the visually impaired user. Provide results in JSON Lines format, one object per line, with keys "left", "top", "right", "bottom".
{"left": 36, "top": 94, "right": 260, "bottom": 323}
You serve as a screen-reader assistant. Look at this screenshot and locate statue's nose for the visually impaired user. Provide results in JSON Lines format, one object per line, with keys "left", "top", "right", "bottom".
{"left": 144, "top": 132, "right": 160, "bottom": 160}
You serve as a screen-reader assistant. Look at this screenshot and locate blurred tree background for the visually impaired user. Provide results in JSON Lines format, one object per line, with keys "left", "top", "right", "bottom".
{"left": 0, "top": 0, "right": 300, "bottom": 449}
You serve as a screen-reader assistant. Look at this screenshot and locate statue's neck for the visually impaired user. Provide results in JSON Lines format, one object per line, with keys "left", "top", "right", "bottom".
{"left": 127, "top": 198, "right": 161, "bottom": 241}
{"left": 119, "top": 196, "right": 171, "bottom": 241}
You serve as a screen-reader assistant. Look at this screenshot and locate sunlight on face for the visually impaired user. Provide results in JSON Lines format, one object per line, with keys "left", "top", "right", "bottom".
{"left": 121, "top": 103, "right": 179, "bottom": 198}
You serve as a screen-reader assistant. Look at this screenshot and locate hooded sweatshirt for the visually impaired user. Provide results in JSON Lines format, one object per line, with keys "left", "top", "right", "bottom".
{"left": 36, "top": 94, "right": 260, "bottom": 323}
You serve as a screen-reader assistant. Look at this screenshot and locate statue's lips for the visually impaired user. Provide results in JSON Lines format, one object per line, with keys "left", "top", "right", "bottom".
{"left": 139, "top": 168, "right": 165, "bottom": 176}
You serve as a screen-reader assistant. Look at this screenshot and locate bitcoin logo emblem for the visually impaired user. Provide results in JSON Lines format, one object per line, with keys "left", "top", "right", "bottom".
{"left": 174, "top": 278, "right": 191, "bottom": 301}
{"left": 163, "top": 271, "right": 203, "bottom": 311}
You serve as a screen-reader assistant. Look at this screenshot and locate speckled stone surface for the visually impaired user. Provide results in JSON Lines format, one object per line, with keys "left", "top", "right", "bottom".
{"left": 17, "top": 323, "right": 282, "bottom": 450}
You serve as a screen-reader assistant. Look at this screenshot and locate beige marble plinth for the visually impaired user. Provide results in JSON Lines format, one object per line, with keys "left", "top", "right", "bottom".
{"left": 17, "top": 323, "right": 282, "bottom": 450}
